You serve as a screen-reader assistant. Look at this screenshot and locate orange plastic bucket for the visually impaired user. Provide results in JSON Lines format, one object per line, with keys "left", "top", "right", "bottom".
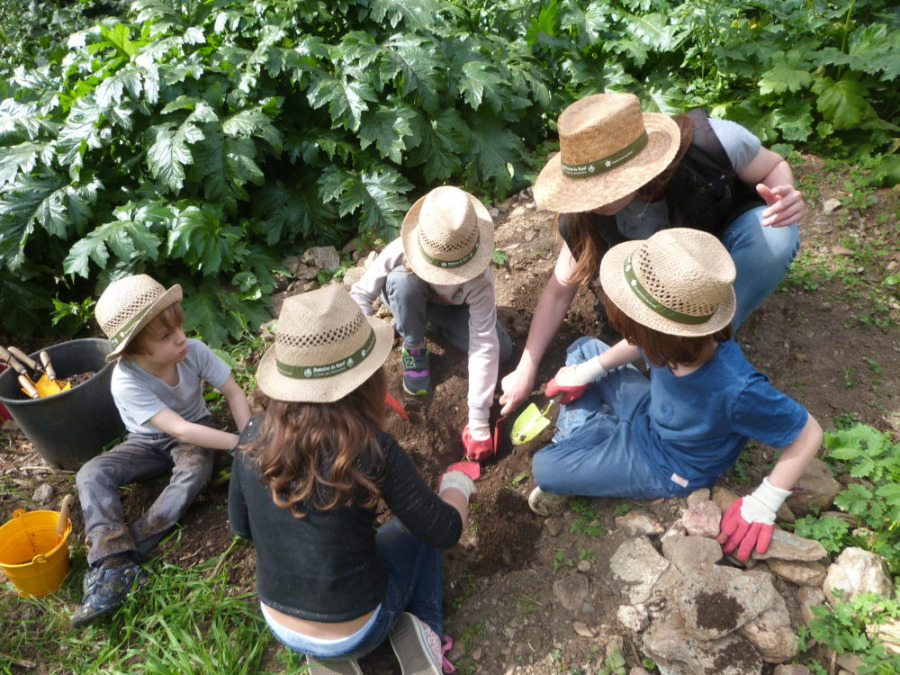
{"left": 0, "top": 509, "right": 72, "bottom": 597}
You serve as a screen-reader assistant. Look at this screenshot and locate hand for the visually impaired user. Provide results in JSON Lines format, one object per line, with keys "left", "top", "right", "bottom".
{"left": 757, "top": 183, "right": 805, "bottom": 228}
{"left": 462, "top": 426, "right": 495, "bottom": 462}
{"left": 717, "top": 478, "right": 792, "bottom": 561}
{"left": 438, "top": 470, "right": 476, "bottom": 500}
{"left": 544, "top": 376, "right": 587, "bottom": 405}
{"left": 499, "top": 368, "right": 535, "bottom": 417}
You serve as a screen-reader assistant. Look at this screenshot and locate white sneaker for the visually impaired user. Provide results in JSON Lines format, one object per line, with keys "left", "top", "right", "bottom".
{"left": 304, "top": 656, "right": 363, "bottom": 675}
{"left": 389, "top": 612, "right": 442, "bottom": 675}
{"left": 528, "top": 487, "right": 568, "bottom": 517}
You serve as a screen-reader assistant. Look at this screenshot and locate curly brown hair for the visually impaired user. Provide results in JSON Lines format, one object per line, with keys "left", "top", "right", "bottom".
{"left": 603, "top": 297, "right": 732, "bottom": 368}
{"left": 243, "top": 368, "right": 388, "bottom": 517}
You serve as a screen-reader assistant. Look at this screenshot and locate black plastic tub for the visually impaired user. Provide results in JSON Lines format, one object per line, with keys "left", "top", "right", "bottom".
{"left": 0, "top": 338, "right": 124, "bottom": 470}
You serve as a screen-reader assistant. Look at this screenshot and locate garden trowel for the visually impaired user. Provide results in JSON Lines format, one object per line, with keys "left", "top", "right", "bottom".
{"left": 6, "top": 346, "right": 69, "bottom": 398}
{"left": 510, "top": 395, "right": 562, "bottom": 445}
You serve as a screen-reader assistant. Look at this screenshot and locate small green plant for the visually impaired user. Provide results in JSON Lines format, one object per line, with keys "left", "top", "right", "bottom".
{"left": 613, "top": 504, "right": 631, "bottom": 517}
{"left": 492, "top": 248, "right": 509, "bottom": 266}
{"left": 842, "top": 366, "right": 859, "bottom": 388}
{"left": 597, "top": 648, "right": 627, "bottom": 675}
{"left": 552, "top": 549, "right": 574, "bottom": 571}
{"left": 512, "top": 472, "right": 530, "bottom": 485}
{"left": 568, "top": 497, "right": 605, "bottom": 538}
{"left": 578, "top": 548, "right": 596, "bottom": 564}
{"left": 791, "top": 512, "right": 851, "bottom": 555}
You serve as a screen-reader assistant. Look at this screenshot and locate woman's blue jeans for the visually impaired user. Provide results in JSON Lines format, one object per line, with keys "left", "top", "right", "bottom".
{"left": 265, "top": 518, "right": 443, "bottom": 660}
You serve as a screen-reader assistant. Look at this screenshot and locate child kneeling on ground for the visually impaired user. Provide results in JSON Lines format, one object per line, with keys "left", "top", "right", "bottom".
{"left": 350, "top": 185, "right": 512, "bottom": 461}
{"left": 527, "top": 229, "right": 822, "bottom": 562}
{"left": 228, "top": 285, "right": 474, "bottom": 675}
{"left": 72, "top": 274, "right": 250, "bottom": 628}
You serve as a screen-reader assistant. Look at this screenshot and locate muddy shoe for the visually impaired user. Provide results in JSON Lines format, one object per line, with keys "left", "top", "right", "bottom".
{"left": 389, "top": 612, "right": 442, "bottom": 675}
{"left": 528, "top": 487, "right": 569, "bottom": 517}
{"left": 401, "top": 346, "right": 431, "bottom": 396}
{"left": 304, "top": 656, "right": 363, "bottom": 675}
{"left": 70, "top": 563, "right": 146, "bottom": 629}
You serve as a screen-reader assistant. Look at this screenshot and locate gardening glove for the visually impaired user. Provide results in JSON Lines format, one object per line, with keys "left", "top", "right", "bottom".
{"left": 438, "top": 470, "right": 477, "bottom": 501}
{"left": 462, "top": 419, "right": 493, "bottom": 462}
{"left": 544, "top": 377, "right": 587, "bottom": 405}
{"left": 717, "top": 478, "right": 793, "bottom": 561}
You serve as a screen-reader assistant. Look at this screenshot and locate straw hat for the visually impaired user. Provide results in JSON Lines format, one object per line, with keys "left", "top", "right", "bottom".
{"left": 95, "top": 274, "right": 183, "bottom": 361}
{"left": 533, "top": 93, "right": 681, "bottom": 214}
{"left": 256, "top": 285, "right": 393, "bottom": 403}
{"left": 599, "top": 229, "right": 736, "bottom": 337}
{"left": 401, "top": 186, "right": 494, "bottom": 285}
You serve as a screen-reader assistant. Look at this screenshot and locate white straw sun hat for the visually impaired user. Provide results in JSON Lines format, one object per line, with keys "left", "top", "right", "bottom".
{"left": 533, "top": 93, "right": 680, "bottom": 214}
{"left": 400, "top": 186, "right": 494, "bottom": 285}
{"left": 256, "top": 285, "right": 393, "bottom": 403}
{"left": 599, "top": 228, "right": 736, "bottom": 337}
{"left": 95, "top": 274, "right": 183, "bottom": 361}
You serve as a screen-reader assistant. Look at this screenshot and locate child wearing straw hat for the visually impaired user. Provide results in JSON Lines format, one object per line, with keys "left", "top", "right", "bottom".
{"left": 229, "top": 285, "right": 474, "bottom": 675}
{"left": 526, "top": 229, "right": 822, "bottom": 563}
{"left": 71, "top": 274, "right": 251, "bottom": 628}
{"left": 500, "top": 92, "right": 804, "bottom": 417}
{"left": 351, "top": 185, "right": 512, "bottom": 462}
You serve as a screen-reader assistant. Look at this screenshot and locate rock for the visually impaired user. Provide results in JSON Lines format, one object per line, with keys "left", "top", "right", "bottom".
{"left": 341, "top": 266, "right": 366, "bottom": 286}
{"left": 32, "top": 483, "right": 54, "bottom": 505}
{"left": 643, "top": 612, "right": 764, "bottom": 675}
{"left": 822, "top": 198, "right": 842, "bottom": 214}
{"left": 711, "top": 485, "right": 740, "bottom": 513}
{"left": 835, "top": 652, "right": 866, "bottom": 672}
{"left": 609, "top": 537, "right": 671, "bottom": 604}
{"left": 301, "top": 245, "right": 340, "bottom": 270}
{"left": 617, "top": 604, "right": 649, "bottom": 633}
{"left": 572, "top": 621, "right": 594, "bottom": 638}
{"left": 774, "top": 666, "right": 811, "bottom": 675}
{"left": 766, "top": 558, "right": 828, "bottom": 587}
{"left": 544, "top": 518, "right": 565, "bottom": 537}
{"left": 680, "top": 500, "right": 721, "bottom": 537}
{"left": 867, "top": 616, "right": 900, "bottom": 655}
{"left": 753, "top": 529, "right": 828, "bottom": 562}
{"left": 823, "top": 547, "right": 894, "bottom": 605}
{"left": 615, "top": 512, "right": 664, "bottom": 537}
{"left": 663, "top": 535, "right": 724, "bottom": 569}
{"left": 739, "top": 589, "right": 798, "bottom": 663}
{"left": 795, "top": 586, "right": 827, "bottom": 625}
{"left": 552, "top": 573, "right": 590, "bottom": 611}
{"left": 686, "top": 488, "right": 710, "bottom": 505}
{"left": 677, "top": 564, "right": 776, "bottom": 640}
{"left": 788, "top": 458, "right": 842, "bottom": 516}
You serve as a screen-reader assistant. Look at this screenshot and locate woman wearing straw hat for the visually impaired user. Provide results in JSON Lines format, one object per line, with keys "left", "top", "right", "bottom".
{"left": 351, "top": 185, "right": 513, "bottom": 462}
{"left": 524, "top": 229, "right": 822, "bottom": 563}
{"left": 229, "top": 285, "right": 474, "bottom": 674}
{"left": 500, "top": 93, "right": 803, "bottom": 417}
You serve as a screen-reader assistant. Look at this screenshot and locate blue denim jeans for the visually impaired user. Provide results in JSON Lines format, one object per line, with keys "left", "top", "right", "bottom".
{"left": 531, "top": 338, "right": 683, "bottom": 499}
{"left": 384, "top": 268, "right": 513, "bottom": 363}
{"left": 265, "top": 518, "right": 443, "bottom": 660}
{"left": 722, "top": 206, "right": 799, "bottom": 330}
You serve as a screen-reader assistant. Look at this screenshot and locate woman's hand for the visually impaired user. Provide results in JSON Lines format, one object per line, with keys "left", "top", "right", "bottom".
{"left": 757, "top": 183, "right": 805, "bottom": 228}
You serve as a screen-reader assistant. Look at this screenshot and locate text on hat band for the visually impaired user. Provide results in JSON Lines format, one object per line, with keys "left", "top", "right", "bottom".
{"left": 561, "top": 131, "right": 648, "bottom": 179}
{"left": 623, "top": 252, "right": 715, "bottom": 326}
{"left": 417, "top": 230, "right": 479, "bottom": 269}
{"left": 275, "top": 327, "right": 376, "bottom": 380}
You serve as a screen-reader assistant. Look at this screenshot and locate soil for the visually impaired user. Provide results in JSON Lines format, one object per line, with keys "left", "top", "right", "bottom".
{"left": 1, "top": 154, "right": 898, "bottom": 674}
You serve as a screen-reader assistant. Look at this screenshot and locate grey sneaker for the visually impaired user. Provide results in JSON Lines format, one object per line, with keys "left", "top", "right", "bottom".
{"left": 304, "top": 656, "right": 363, "bottom": 675}
{"left": 70, "top": 563, "right": 146, "bottom": 629}
{"left": 401, "top": 345, "right": 431, "bottom": 396}
{"left": 389, "top": 612, "right": 442, "bottom": 675}
{"left": 528, "top": 487, "right": 568, "bottom": 517}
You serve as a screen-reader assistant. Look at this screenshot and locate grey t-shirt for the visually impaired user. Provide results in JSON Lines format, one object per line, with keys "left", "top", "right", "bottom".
{"left": 615, "top": 117, "right": 761, "bottom": 239}
{"left": 111, "top": 338, "right": 231, "bottom": 434}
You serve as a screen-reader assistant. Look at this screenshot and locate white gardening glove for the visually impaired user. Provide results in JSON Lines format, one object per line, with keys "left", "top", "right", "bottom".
{"left": 438, "top": 470, "right": 476, "bottom": 501}
{"left": 557, "top": 357, "right": 608, "bottom": 387}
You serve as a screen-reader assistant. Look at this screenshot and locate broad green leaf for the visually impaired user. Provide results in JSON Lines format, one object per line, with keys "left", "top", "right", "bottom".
{"left": 57, "top": 98, "right": 106, "bottom": 166}
{"left": 252, "top": 179, "right": 335, "bottom": 245}
{"left": 146, "top": 108, "right": 210, "bottom": 192}
{"left": 380, "top": 35, "right": 443, "bottom": 108}
{"left": 168, "top": 204, "right": 248, "bottom": 275}
{"left": 319, "top": 166, "right": 411, "bottom": 236}
{"left": 407, "top": 108, "right": 470, "bottom": 183}
{"left": 358, "top": 105, "right": 415, "bottom": 164}
{"left": 63, "top": 218, "right": 161, "bottom": 277}
{"left": 846, "top": 24, "right": 900, "bottom": 80}
{"left": 458, "top": 60, "right": 505, "bottom": 111}
{"left": 96, "top": 67, "right": 145, "bottom": 108}
{"left": 0, "top": 142, "right": 46, "bottom": 186}
{"left": 223, "top": 107, "right": 283, "bottom": 153}
{"left": 0, "top": 99, "right": 48, "bottom": 141}
{"left": 468, "top": 112, "right": 526, "bottom": 197}
{"left": 367, "top": 0, "right": 444, "bottom": 31}
{"left": 759, "top": 51, "right": 813, "bottom": 95}
{"left": 812, "top": 73, "right": 868, "bottom": 130}
{"left": 181, "top": 291, "right": 232, "bottom": 348}
{"left": 98, "top": 23, "right": 144, "bottom": 59}
{"left": 307, "top": 70, "right": 377, "bottom": 132}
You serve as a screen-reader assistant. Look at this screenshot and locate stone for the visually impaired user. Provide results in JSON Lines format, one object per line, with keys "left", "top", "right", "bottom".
{"left": 753, "top": 529, "right": 828, "bottom": 563}
{"left": 32, "top": 483, "right": 54, "bottom": 505}
{"left": 822, "top": 198, "right": 842, "bottom": 214}
{"left": 615, "top": 512, "right": 665, "bottom": 537}
{"left": 773, "top": 666, "right": 811, "bottom": 675}
{"left": 766, "top": 558, "right": 828, "bottom": 587}
{"left": 867, "top": 617, "right": 900, "bottom": 655}
{"left": 739, "top": 589, "right": 799, "bottom": 663}
{"left": 663, "top": 535, "right": 724, "bottom": 569}
{"left": 552, "top": 573, "right": 590, "bottom": 611}
{"left": 341, "top": 266, "right": 366, "bottom": 286}
{"left": 795, "top": 586, "right": 827, "bottom": 625}
{"left": 680, "top": 500, "right": 721, "bottom": 537}
{"left": 824, "top": 547, "right": 894, "bottom": 605}
{"left": 301, "top": 245, "right": 340, "bottom": 270}
{"left": 617, "top": 604, "right": 649, "bottom": 633}
{"left": 609, "top": 537, "right": 671, "bottom": 605}
{"left": 686, "top": 488, "right": 710, "bottom": 505}
{"left": 788, "top": 458, "right": 842, "bottom": 516}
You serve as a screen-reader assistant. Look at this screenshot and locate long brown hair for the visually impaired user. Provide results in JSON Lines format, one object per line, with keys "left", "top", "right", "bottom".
{"left": 244, "top": 368, "right": 388, "bottom": 517}
{"left": 557, "top": 212, "right": 610, "bottom": 287}
{"left": 603, "top": 296, "right": 732, "bottom": 368}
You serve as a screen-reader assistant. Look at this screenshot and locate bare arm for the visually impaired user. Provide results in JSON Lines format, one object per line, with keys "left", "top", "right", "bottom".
{"left": 148, "top": 407, "right": 240, "bottom": 451}
{"left": 499, "top": 243, "right": 580, "bottom": 415}
{"left": 766, "top": 414, "right": 823, "bottom": 490}
{"left": 738, "top": 147, "right": 805, "bottom": 228}
{"left": 220, "top": 377, "right": 250, "bottom": 431}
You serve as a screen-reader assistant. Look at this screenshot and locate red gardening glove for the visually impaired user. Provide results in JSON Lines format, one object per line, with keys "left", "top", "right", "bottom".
{"left": 544, "top": 377, "right": 587, "bottom": 405}
{"left": 717, "top": 478, "right": 791, "bottom": 561}
{"left": 462, "top": 426, "right": 495, "bottom": 462}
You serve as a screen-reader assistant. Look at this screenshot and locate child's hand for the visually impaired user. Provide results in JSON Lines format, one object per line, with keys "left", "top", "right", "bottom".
{"left": 717, "top": 478, "right": 792, "bottom": 561}
{"left": 544, "top": 375, "right": 587, "bottom": 405}
{"left": 461, "top": 424, "right": 494, "bottom": 462}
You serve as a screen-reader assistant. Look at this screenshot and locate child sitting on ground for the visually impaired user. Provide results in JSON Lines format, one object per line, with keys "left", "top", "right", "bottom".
{"left": 229, "top": 285, "right": 474, "bottom": 675}
{"left": 527, "top": 229, "right": 822, "bottom": 561}
{"left": 71, "top": 274, "right": 250, "bottom": 628}
{"left": 350, "top": 185, "right": 512, "bottom": 461}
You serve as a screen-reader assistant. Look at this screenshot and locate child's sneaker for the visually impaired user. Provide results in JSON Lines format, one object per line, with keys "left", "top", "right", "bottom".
{"left": 304, "top": 656, "right": 363, "bottom": 675}
{"left": 70, "top": 563, "right": 146, "bottom": 628}
{"left": 402, "top": 345, "right": 430, "bottom": 395}
{"left": 528, "top": 487, "right": 568, "bottom": 517}
{"left": 389, "top": 612, "right": 442, "bottom": 675}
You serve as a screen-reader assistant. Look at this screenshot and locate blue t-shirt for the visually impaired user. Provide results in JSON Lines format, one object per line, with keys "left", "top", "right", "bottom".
{"left": 111, "top": 338, "right": 231, "bottom": 434}
{"left": 633, "top": 340, "right": 808, "bottom": 489}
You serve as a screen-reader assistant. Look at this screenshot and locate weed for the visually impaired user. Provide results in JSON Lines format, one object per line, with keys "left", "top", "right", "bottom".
{"left": 512, "top": 472, "right": 530, "bottom": 485}
{"left": 613, "top": 503, "right": 631, "bottom": 517}
{"left": 492, "top": 248, "right": 510, "bottom": 266}
{"left": 842, "top": 366, "right": 858, "bottom": 388}
{"left": 449, "top": 573, "right": 476, "bottom": 611}
{"left": 552, "top": 549, "right": 574, "bottom": 571}
{"left": 597, "top": 648, "right": 628, "bottom": 675}
{"left": 578, "top": 548, "right": 596, "bottom": 564}
{"left": 568, "top": 498, "right": 605, "bottom": 538}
